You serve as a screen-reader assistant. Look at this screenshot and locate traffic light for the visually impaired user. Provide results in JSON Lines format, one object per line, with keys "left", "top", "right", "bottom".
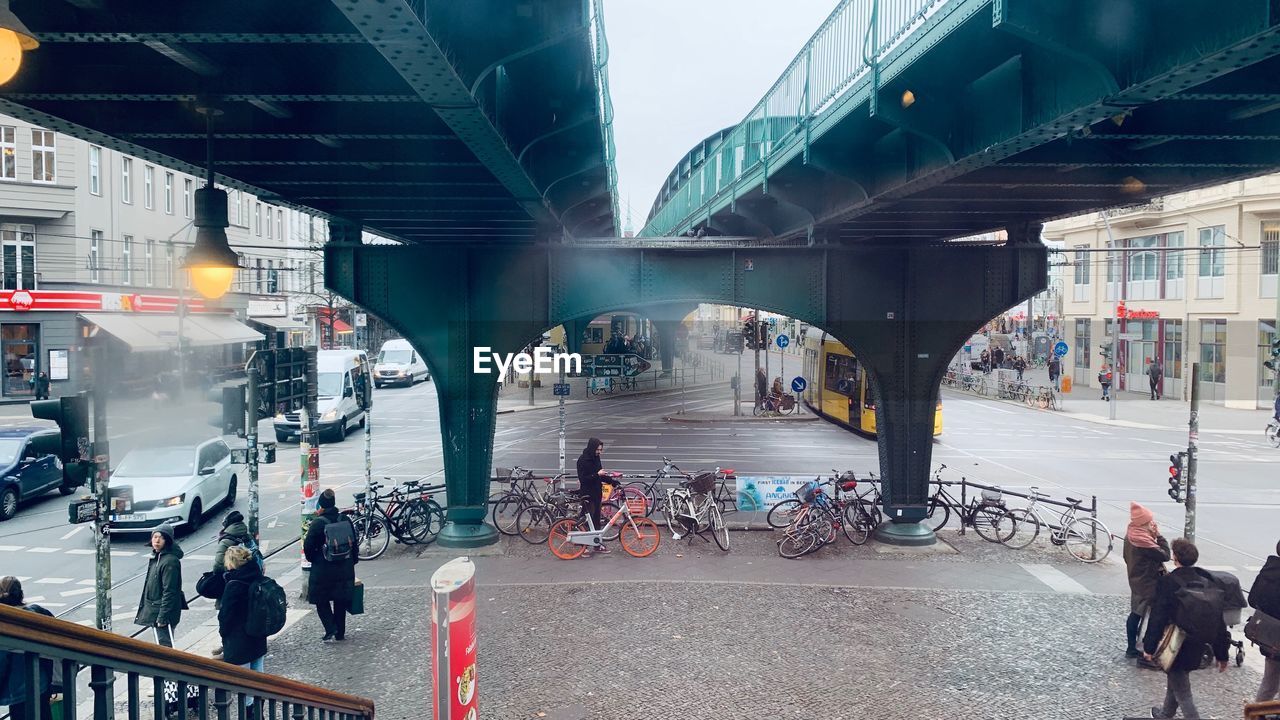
{"left": 30, "top": 392, "right": 91, "bottom": 487}
{"left": 1098, "top": 340, "right": 1113, "bottom": 360}
{"left": 743, "top": 319, "right": 757, "bottom": 350}
{"left": 757, "top": 321, "right": 769, "bottom": 349}
{"left": 1167, "top": 452, "right": 1185, "bottom": 503}
{"left": 1264, "top": 338, "right": 1280, "bottom": 372}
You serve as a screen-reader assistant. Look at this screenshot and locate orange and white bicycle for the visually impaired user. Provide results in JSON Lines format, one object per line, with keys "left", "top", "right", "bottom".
{"left": 548, "top": 476, "right": 661, "bottom": 559}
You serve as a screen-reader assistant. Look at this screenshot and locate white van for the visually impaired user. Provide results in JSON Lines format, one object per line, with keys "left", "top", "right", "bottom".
{"left": 374, "top": 338, "right": 430, "bottom": 388}
{"left": 274, "top": 350, "right": 370, "bottom": 443}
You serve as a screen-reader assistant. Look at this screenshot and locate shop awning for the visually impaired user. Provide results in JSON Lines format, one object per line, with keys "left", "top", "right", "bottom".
{"left": 247, "top": 316, "right": 308, "bottom": 331}
{"left": 79, "top": 313, "right": 265, "bottom": 352}
{"left": 330, "top": 319, "right": 353, "bottom": 333}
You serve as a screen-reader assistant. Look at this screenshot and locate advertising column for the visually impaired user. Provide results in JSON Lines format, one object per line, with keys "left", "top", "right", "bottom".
{"left": 432, "top": 557, "right": 478, "bottom": 720}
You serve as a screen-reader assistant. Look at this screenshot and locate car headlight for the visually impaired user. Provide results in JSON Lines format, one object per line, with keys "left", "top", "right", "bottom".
{"left": 322, "top": 409, "right": 338, "bottom": 422}
{"left": 274, "top": 413, "right": 285, "bottom": 421}
{"left": 160, "top": 494, "right": 185, "bottom": 508}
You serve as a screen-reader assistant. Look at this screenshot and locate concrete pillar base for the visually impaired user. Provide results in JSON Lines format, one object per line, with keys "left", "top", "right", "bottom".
{"left": 872, "top": 520, "right": 936, "bottom": 546}
{"left": 436, "top": 520, "right": 500, "bottom": 548}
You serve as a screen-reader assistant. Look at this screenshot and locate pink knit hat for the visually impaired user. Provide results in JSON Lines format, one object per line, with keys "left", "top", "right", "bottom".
{"left": 1130, "top": 502, "right": 1154, "bottom": 525}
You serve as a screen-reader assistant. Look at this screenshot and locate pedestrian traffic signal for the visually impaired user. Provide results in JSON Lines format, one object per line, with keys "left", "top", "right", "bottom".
{"left": 30, "top": 392, "right": 91, "bottom": 487}
{"left": 1098, "top": 340, "right": 1113, "bottom": 360}
{"left": 1167, "top": 452, "right": 1185, "bottom": 503}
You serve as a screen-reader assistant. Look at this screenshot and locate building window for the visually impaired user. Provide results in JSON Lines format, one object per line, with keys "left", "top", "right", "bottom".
{"left": 266, "top": 207, "right": 273, "bottom": 239}
{"left": 145, "top": 238, "right": 155, "bottom": 287}
{"left": 1163, "top": 231, "right": 1184, "bottom": 300}
{"left": 1, "top": 323, "right": 39, "bottom": 397}
{"left": 1073, "top": 246, "right": 1090, "bottom": 285}
{"left": 183, "top": 179, "right": 192, "bottom": 218}
{"left": 1263, "top": 222, "right": 1279, "bottom": 299}
{"left": 0, "top": 126, "right": 14, "bottom": 180}
{"left": 255, "top": 258, "right": 264, "bottom": 293}
{"left": 88, "top": 145, "right": 101, "bottom": 195}
{"left": 1, "top": 224, "right": 36, "bottom": 290}
{"left": 164, "top": 172, "right": 173, "bottom": 214}
{"left": 1162, "top": 320, "right": 1182, "bottom": 381}
{"left": 268, "top": 259, "right": 278, "bottom": 293}
{"left": 308, "top": 261, "right": 316, "bottom": 292}
{"left": 165, "top": 242, "right": 175, "bottom": 288}
{"left": 1198, "top": 319, "right": 1227, "bottom": 383}
{"left": 1261, "top": 320, "right": 1278, "bottom": 401}
{"left": 1197, "top": 226, "right": 1226, "bottom": 299}
{"left": 122, "top": 234, "right": 133, "bottom": 285}
{"left": 1126, "top": 235, "right": 1159, "bottom": 301}
{"left": 90, "top": 230, "right": 102, "bottom": 282}
{"left": 143, "top": 165, "right": 154, "bottom": 209}
{"left": 121, "top": 158, "right": 132, "bottom": 204}
{"left": 276, "top": 209, "right": 283, "bottom": 240}
{"left": 1074, "top": 318, "right": 1091, "bottom": 369}
{"left": 30, "top": 130, "right": 55, "bottom": 183}
{"left": 255, "top": 203, "right": 262, "bottom": 236}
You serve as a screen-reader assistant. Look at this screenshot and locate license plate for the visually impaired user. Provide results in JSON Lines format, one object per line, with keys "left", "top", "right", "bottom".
{"left": 112, "top": 514, "right": 145, "bottom": 522}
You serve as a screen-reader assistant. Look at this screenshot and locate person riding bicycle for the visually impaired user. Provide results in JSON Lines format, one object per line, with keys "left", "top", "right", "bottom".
{"left": 576, "top": 438, "right": 620, "bottom": 555}
{"left": 1273, "top": 392, "right": 1280, "bottom": 423}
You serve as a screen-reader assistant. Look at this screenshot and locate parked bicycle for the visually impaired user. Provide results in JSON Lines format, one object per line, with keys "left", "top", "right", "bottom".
{"left": 1002, "top": 487, "right": 1112, "bottom": 562}
{"left": 775, "top": 478, "right": 873, "bottom": 558}
{"left": 347, "top": 477, "right": 446, "bottom": 560}
{"left": 767, "top": 471, "right": 877, "bottom": 534}
{"left": 922, "top": 467, "right": 1016, "bottom": 543}
{"left": 1266, "top": 417, "right": 1279, "bottom": 448}
{"left": 547, "top": 478, "right": 661, "bottom": 559}
{"left": 663, "top": 471, "right": 729, "bottom": 550}
{"left": 491, "top": 467, "right": 563, "bottom": 536}
{"left": 1025, "top": 385, "right": 1060, "bottom": 411}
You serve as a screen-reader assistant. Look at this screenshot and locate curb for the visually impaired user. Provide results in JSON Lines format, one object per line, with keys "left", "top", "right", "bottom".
{"left": 496, "top": 381, "right": 728, "bottom": 415}
{"left": 663, "top": 413, "right": 818, "bottom": 424}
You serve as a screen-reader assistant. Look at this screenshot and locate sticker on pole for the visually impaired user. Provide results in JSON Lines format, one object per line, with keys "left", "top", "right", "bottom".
{"left": 791, "top": 376, "right": 807, "bottom": 393}
{"left": 1053, "top": 341, "right": 1069, "bottom": 358}
{"left": 552, "top": 383, "right": 570, "bottom": 397}
{"left": 775, "top": 334, "right": 789, "bottom": 349}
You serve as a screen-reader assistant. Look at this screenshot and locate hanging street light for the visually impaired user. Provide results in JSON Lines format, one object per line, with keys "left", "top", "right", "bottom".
{"left": 181, "top": 104, "right": 242, "bottom": 299}
{"left": 0, "top": 0, "right": 36, "bottom": 86}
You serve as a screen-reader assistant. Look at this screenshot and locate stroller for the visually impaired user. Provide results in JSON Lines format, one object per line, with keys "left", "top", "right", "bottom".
{"left": 1203, "top": 569, "right": 1248, "bottom": 667}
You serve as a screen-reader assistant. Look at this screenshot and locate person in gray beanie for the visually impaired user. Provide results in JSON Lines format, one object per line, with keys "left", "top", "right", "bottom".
{"left": 134, "top": 523, "right": 185, "bottom": 647}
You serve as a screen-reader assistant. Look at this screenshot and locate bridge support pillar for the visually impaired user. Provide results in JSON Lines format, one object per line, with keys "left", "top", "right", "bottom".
{"left": 653, "top": 320, "right": 678, "bottom": 372}
{"left": 562, "top": 316, "right": 591, "bottom": 356}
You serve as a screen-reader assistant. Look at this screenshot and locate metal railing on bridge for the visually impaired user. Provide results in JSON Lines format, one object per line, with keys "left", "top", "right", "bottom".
{"left": 0, "top": 604, "right": 375, "bottom": 720}
{"left": 643, "top": 0, "right": 948, "bottom": 236}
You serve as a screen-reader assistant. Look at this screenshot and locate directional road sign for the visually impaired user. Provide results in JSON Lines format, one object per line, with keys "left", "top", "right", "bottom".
{"left": 791, "top": 376, "right": 807, "bottom": 393}
{"left": 776, "top": 334, "right": 790, "bottom": 349}
{"left": 1053, "top": 341, "right": 1069, "bottom": 358}
{"left": 581, "top": 354, "right": 651, "bottom": 378}
{"left": 552, "top": 383, "right": 571, "bottom": 396}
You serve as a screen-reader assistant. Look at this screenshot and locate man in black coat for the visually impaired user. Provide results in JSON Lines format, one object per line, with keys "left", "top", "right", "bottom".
{"left": 304, "top": 489, "right": 357, "bottom": 641}
{"left": 1252, "top": 539, "right": 1280, "bottom": 702}
{"left": 575, "top": 438, "right": 609, "bottom": 556}
{"left": 1142, "top": 538, "right": 1231, "bottom": 719}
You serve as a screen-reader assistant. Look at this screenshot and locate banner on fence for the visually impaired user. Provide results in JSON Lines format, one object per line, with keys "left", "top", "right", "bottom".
{"left": 735, "top": 476, "right": 813, "bottom": 512}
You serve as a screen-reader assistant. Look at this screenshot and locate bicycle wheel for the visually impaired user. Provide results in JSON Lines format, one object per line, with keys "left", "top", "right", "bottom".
{"left": 624, "top": 481, "right": 657, "bottom": 516}
{"left": 548, "top": 518, "right": 586, "bottom": 560}
{"left": 777, "top": 526, "right": 817, "bottom": 559}
{"left": 925, "top": 498, "right": 950, "bottom": 532}
{"left": 732, "top": 490, "right": 758, "bottom": 515}
{"left": 600, "top": 502, "right": 622, "bottom": 541}
{"left": 620, "top": 517, "right": 661, "bottom": 557}
{"left": 662, "top": 493, "right": 686, "bottom": 535}
{"left": 1002, "top": 508, "right": 1041, "bottom": 549}
{"left": 971, "top": 505, "right": 1017, "bottom": 544}
{"left": 841, "top": 504, "right": 870, "bottom": 545}
{"left": 351, "top": 514, "right": 391, "bottom": 561}
{"left": 767, "top": 498, "right": 802, "bottom": 528}
{"left": 491, "top": 493, "right": 525, "bottom": 536}
{"left": 515, "top": 504, "right": 555, "bottom": 545}
{"left": 1064, "top": 517, "right": 1113, "bottom": 563}
{"left": 709, "top": 505, "right": 729, "bottom": 550}
{"left": 411, "top": 500, "right": 446, "bottom": 544}
{"left": 1037, "top": 392, "right": 1050, "bottom": 410}
{"left": 1267, "top": 423, "right": 1280, "bottom": 448}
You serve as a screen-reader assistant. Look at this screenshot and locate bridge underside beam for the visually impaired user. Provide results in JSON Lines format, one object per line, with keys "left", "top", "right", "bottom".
{"left": 325, "top": 238, "right": 1046, "bottom": 546}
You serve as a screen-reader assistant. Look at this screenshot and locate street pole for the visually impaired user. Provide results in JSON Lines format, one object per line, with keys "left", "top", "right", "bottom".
{"left": 1184, "top": 362, "right": 1200, "bottom": 542}
{"left": 734, "top": 308, "right": 743, "bottom": 416}
{"left": 1101, "top": 212, "right": 1120, "bottom": 421}
{"left": 558, "top": 366, "right": 566, "bottom": 475}
{"left": 753, "top": 309, "right": 761, "bottom": 411}
{"left": 176, "top": 280, "right": 186, "bottom": 401}
{"left": 91, "top": 344, "right": 111, "bottom": 632}
{"left": 246, "top": 365, "right": 260, "bottom": 540}
{"left": 364, "top": 404, "right": 372, "bottom": 492}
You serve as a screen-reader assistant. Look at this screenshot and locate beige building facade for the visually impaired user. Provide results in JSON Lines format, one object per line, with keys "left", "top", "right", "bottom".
{"left": 1043, "top": 174, "right": 1280, "bottom": 409}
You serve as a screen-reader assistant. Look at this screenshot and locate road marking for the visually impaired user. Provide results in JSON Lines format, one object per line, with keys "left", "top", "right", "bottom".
{"left": 109, "top": 551, "right": 138, "bottom": 557}
{"left": 77, "top": 579, "right": 95, "bottom": 586}
{"left": 24, "top": 595, "right": 43, "bottom": 602}
{"left": 1200, "top": 565, "right": 1238, "bottom": 573}
{"left": 60, "top": 587, "right": 96, "bottom": 597}
{"left": 1019, "top": 564, "right": 1092, "bottom": 595}
{"left": 28, "top": 547, "right": 59, "bottom": 553}
{"left": 267, "top": 517, "right": 278, "bottom": 529}
{"left": 33, "top": 577, "right": 72, "bottom": 585}
{"left": 65, "top": 549, "right": 93, "bottom": 555}
{"left": 0, "top": 545, "right": 23, "bottom": 551}
{"left": 187, "top": 554, "right": 214, "bottom": 561}
{"left": 60, "top": 526, "right": 86, "bottom": 540}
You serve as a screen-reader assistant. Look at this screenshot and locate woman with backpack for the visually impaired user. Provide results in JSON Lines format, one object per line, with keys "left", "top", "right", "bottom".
{"left": 1249, "top": 539, "right": 1280, "bottom": 702}
{"left": 304, "top": 488, "right": 357, "bottom": 642}
{"left": 218, "top": 545, "right": 267, "bottom": 673}
{"left": 0, "top": 576, "right": 56, "bottom": 720}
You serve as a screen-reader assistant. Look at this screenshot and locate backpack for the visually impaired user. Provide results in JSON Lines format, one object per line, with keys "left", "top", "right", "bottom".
{"left": 1173, "top": 576, "right": 1225, "bottom": 642}
{"left": 1249, "top": 556, "right": 1280, "bottom": 618}
{"left": 243, "top": 577, "right": 288, "bottom": 638}
{"left": 322, "top": 517, "right": 355, "bottom": 562}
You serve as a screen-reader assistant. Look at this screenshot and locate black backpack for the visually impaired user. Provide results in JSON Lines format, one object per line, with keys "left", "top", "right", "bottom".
{"left": 1251, "top": 556, "right": 1280, "bottom": 618}
{"left": 1173, "top": 575, "right": 1225, "bottom": 642}
{"left": 322, "top": 517, "right": 355, "bottom": 562}
{"left": 243, "top": 577, "right": 288, "bottom": 638}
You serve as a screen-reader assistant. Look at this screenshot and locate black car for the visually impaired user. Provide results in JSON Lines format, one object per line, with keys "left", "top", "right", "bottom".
{"left": 0, "top": 426, "right": 77, "bottom": 521}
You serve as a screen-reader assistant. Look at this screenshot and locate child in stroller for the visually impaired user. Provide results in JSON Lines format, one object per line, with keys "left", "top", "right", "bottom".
{"left": 1205, "top": 569, "right": 1249, "bottom": 667}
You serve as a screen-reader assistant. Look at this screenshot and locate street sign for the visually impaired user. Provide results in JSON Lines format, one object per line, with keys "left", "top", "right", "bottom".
{"left": 68, "top": 497, "right": 97, "bottom": 524}
{"left": 768, "top": 317, "right": 777, "bottom": 327}
{"left": 581, "top": 354, "right": 651, "bottom": 378}
{"left": 1119, "top": 332, "right": 1143, "bottom": 341}
{"left": 775, "top": 334, "right": 789, "bottom": 349}
{"left": 791, "top": 376, "right": 807, "bottom": 393}
{"left": 1053, "top": 341, "right": 1069, "bottom": 357}
{"left": 552, "top": 383, "right": 570, "bottom": 397}
{"left": 354, "top": 312, "right": 367, "bottom": 327}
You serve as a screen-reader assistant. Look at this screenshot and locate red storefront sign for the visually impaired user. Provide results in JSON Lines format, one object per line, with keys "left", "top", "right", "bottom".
{"left": 1115, "top": 301, "right": 1159, "bottom": 321}
{"left": 0, "top": 289, "right": 213, "bottom": 313}
{"left": 432, "top": 558, "right": 478, "bottom": 720}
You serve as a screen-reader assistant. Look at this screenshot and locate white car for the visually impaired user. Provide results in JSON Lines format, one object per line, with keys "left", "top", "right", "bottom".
{"left": 108, "top": 438, "right": 242, "bottom": 532}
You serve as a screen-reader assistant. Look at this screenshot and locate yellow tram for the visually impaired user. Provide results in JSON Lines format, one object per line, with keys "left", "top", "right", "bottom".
{"left": 801, "top": 330, "right": 943, "bottom": 437}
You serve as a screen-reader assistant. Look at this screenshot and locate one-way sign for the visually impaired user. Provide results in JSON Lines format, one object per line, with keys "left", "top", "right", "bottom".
{"left": 582, "top": 354, "right": 651, "bottom": 378}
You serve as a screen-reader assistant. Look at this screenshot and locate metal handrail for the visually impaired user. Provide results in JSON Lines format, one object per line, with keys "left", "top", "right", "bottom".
{"left": 642, "top": 0, "right": 947, "bottom": 236}
{"left": 0, "top": 605, "right": 375, "bottom": 719}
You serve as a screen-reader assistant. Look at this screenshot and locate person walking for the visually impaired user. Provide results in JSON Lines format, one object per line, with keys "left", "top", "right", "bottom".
{"left": 1142, "top": 538, "right": 1231, "bottom": 719}
{"left": 209, "top": 510, "right": 253, "bottom": 658}
{"left": 576, "top": 438, "right": 609, "bottom": 556}
{"left": 979, "top": 349, "right": 991, "bottom": 374}
{"left": 1099, "top": 364, "right": 1113, "bottom": 401}
{"left": 1123, "top": 502, "right": 1170, "bottom": 666}
{"left": 304, "top": 489, "right": 357, "bottom": 642}
{"left": 992, "top": 346, "right": 1005, "bottom": 371}
{"left": 1249, "top": 539, "right": 1280, "bottom": 702}
{"left": 0, "top": 577, "right": 55, "bottom": 720}
{"left": 1048, "top": 355, "right": 1062, "bottom": 390}
{"left": 29, "top": 372, "right": 49, "bottom": 400}
{"left": 134, "top": 523, "right": 185, "bottom": 648}
{"left": 1148, "top": 358, "right": 1164, "bottom": 401}
{"left": 218, "top": 545, "right": 267, "bottom": 674}
{"left": 1013, "top": 355, "right": 1027, "bottom": 381}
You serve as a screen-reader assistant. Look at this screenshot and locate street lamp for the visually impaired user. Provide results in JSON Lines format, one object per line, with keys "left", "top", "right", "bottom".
{"left": 0, "top": 0, "right": 38, "bottom": 86}
{"left": 181, "top": 104, "right": 242, "bottom": 299}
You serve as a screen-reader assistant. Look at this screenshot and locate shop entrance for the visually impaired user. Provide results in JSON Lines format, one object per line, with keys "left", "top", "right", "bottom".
{"left": 1, "top": 323, "right": 39, "bottom": 397}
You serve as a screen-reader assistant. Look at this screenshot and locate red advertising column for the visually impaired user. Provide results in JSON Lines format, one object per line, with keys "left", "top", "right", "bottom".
{"left": 431, "top": 557, "right": 478, "bottom": 720}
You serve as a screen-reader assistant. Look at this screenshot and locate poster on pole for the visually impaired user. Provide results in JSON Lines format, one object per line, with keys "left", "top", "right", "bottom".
{"left": 432, "top": 557, "right": 478, "bottom": 720}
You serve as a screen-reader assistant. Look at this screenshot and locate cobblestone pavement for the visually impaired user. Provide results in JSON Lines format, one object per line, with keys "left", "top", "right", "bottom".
{"left": 268, "top": 580, "right": 1265, "bottom": 720}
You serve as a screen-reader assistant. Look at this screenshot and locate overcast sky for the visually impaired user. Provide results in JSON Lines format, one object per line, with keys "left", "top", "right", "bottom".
{"left": 604, "top": 0, "right": 839, "bottom": 231}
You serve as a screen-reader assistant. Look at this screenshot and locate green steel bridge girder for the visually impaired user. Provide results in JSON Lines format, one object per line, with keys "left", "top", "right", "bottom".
{"left": 325, "top": 236, "right": 1048, "bottom": 547}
